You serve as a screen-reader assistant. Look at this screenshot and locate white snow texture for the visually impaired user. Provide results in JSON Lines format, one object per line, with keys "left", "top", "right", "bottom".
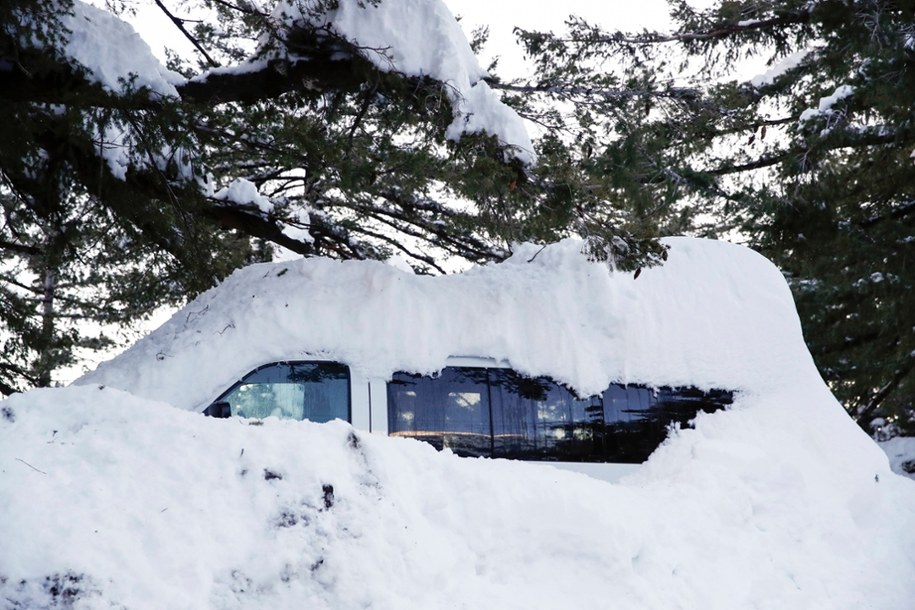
{"left": 272, "top": 0, "right": 535, "bottom": 161}
{"left": 62, "top": 0, "right": 182, "bottom": 97}
{"left": 2, "top": 238, "right": 914, "bottom": 609}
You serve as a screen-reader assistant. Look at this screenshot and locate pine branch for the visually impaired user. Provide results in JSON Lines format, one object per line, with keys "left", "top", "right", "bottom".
{"left": 0, "top": 377, "right": 20, "bottom": 397}
{"left": 489, "top": 82, "right": 701, "bottom": 102}
{"left": 153, "top": 0, "right": 220, "bottom": 68}
{"left": 557, "top": 13, "right": 810, "bottom": 46}
{"left": 204, "top": 203, "right": 316, "bottom": 256}
{"left": 0, "top": 239, "right": 40, "bottom": 255}
{"left": 860, "top": 199, "right": 915, "bottom": 228}
{"left": 707, "top": 151, "right": 789, "bottom": 176}
{"left": 708, "top": 127, "right": 911, "bottom": 177}
{"left": 348, "top": 223, "right": 447, "bottom": 273}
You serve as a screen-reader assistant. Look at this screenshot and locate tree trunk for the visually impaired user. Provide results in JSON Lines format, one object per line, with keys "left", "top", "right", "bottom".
{"left": 35, "top": 263, "right": 58, "bottom": 388}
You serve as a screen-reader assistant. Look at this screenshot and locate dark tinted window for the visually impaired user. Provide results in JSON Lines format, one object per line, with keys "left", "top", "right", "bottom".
{"left": 601, "top": 385, "right": 662, "bottom": 462}
{"left": 388, "top": 366, "right": 733, "bottom": 463}
{"left": 387, "top": 368, "right": 492, "bottom": 457}
{"left": 215, "top": 361, "right": 350, "bottom": 422}
{"left": 490, "top": 369, "right": 604, "bottom": 462}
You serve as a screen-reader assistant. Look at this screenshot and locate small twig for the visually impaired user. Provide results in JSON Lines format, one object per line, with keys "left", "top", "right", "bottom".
{"left": 185, "top": 304, "right": 209, "bottom": 325}
{"left": 209, "top": 0, "right": 267, "bottom": 17}
{"left": 153, "top": 0, "right": 220, "bottom": 68}
{"left": 15, "top": 458, "right": 47, "bottom": 475}
{"left": 527, "top": 244, "right": 547, "bottom": 263}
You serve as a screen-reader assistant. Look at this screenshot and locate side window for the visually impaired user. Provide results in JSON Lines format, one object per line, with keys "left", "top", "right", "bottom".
{"left": 215, "top": 361, "right": 350, "bottom": 423}
{"left": 653, "top": 386, "right": 735, "bottom": 428}
{"left": 489, "top": 370, "right": 604, "bottom": 462}
{"left": 387, "top": 368, "right": 492, "bottom": 457}
{"left": 387, "top": 366, "right": 733, "bottom": 464}
{"left": 602, "top": 385, "right": 734, "bottom": 462}
{"left": 602, "top": 384, "right": 661, "bottom": 462}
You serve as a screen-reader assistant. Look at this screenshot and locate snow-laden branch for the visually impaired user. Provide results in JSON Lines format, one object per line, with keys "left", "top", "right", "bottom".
{"left": 522, "top": 11, "right": 811, "bottom": 49}
{"left": 268, "top": 0, "right": 534, "bottom": 163}
{"left": 14, "top": 0, "right": 534, "bottom": 164}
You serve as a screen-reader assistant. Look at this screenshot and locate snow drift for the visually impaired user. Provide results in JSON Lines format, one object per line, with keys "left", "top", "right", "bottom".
{"left": 2, "top": 238, "right": 914, "bottom": 609}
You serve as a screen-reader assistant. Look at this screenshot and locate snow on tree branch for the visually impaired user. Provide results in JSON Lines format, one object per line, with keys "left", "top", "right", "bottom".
{"left": 61, "top": 0, "right": 183, "bottom": 97}
{"left": 269, "top": 0, "right": 534, "bottom": 163}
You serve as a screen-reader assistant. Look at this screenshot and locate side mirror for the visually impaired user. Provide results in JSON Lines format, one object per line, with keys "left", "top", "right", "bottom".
{"left": 203, "top": 401, "right": 232, "bottom": 418}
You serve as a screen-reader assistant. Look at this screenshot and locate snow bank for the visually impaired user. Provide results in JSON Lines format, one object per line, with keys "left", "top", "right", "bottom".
{"left": 1, "top": 382, "right": 913, "bottom": 609}
{"left": 4, "top": 237, "right": 915, "bottom": 608}
{"left": 80, "top": 237, "right": 815, "bottom": 412}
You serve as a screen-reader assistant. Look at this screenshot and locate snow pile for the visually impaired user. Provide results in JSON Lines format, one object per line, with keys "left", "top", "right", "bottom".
{"left": 749, "top": 49, "right": 810, "bottom": 88}
{"left": 272, "top": 0, "right": 535, "bottom": 162}
{"left": 3, "top": 237, "right": 915, "bottom": 608}
{"left": 2, "top": 381, "right": 913, "bottom": 608}
{"left": 38, "top": 0, "right": 532, "bottom": 162}
{"left": 81, "top": 237, "right": 814, "bottom": 411}
{"left": 799, "top": 84, "right": 855, "bottom": 129}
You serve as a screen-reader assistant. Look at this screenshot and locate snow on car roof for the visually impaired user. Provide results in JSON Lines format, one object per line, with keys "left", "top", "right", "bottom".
{"left": 79, "top": 237, "right": 816, "bottom": 411}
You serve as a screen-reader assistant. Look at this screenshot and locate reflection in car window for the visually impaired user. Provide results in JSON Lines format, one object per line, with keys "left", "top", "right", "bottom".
{"left": 387, "top": 368, "right": 492, "bottom": 457}
{"left": 388, "top": 366, "right": 733, "bottom": 463}
{"left": 489, "top": 369, "right": 604, "bottom": 462}
{"left": 216, "top": 362, "right": 350, "bottom": 422}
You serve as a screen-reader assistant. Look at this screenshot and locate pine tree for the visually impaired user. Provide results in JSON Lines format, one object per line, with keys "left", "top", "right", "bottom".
{"left": 515, "top": 0, "right": 915, "bottom": 434}
{"left": 0, "top": 0, "right": 666, "bottom": 393}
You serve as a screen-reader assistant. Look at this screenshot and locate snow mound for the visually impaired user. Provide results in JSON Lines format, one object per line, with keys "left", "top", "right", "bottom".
{"left": 5, "top": 237, "right": 915, "bottom": 608}
{"left": 1, "top": 383, "right": 913, "bottom": 609}
{"left": 80, "top": 237, "right": 815, "bottom": 412}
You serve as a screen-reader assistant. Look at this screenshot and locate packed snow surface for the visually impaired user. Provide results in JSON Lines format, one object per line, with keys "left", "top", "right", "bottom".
{"left": 2, "top": 383, "right": 914, "bottom": 608}
{"left": 4, "top": 238, "right": 914, "bottom": 608}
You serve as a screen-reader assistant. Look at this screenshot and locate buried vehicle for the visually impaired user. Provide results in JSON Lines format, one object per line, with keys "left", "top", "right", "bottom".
{"left": 78, "top": 237, "right": 813, "bottom": 479}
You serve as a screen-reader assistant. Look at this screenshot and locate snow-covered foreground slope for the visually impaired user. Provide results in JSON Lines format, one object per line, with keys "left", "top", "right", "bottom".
{"left": 1, "top": 383, "right": 914, "bottom": 609}
{"left": 3, "top": 238, "right": 915, "bottom": 608}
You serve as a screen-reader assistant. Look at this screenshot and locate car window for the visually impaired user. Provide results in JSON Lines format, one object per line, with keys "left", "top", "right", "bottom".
{"left": 216, "top": 361, "right": 350, "bottom": 422}
{"left": 388, "top": 366, "right": 733, "bottom": 463}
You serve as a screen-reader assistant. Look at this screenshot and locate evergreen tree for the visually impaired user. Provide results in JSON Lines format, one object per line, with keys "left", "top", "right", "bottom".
{"left": 515, "top": 0, "right": 915, "bottom": 434}
{"left": 0, "top": 0, "right": 665, "bottom": 394}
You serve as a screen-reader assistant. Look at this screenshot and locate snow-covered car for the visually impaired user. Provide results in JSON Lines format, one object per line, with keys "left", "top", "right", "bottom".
{"left": 9, "top": 237, "right": 907, "bottom": 609}
{"left": 79, "top": 237, "right": 809, "bottom": 478}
